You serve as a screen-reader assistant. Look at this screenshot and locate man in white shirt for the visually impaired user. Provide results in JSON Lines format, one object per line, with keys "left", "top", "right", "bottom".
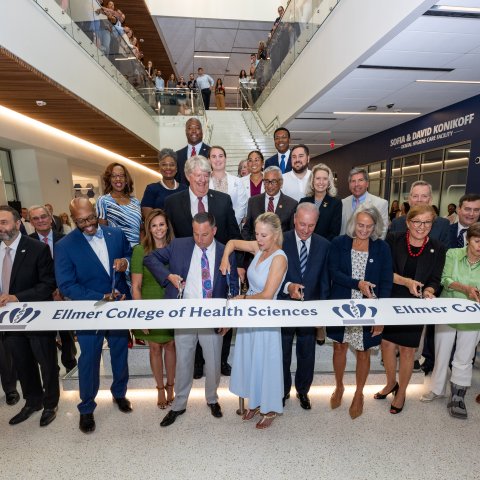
{"left": 340, "top": 167, "right": 389, "bottom": 239}
{"left": 144, "top": 212, "right": 238, "bottom": 427}
{"left": 196, "top": 67, "right": 214, "bottom": 110}
{"left": 20, "top": 208, "right": 34, "bottom": 235}
{"left": 281, "top": 144, "right": 312, "bottom": 202}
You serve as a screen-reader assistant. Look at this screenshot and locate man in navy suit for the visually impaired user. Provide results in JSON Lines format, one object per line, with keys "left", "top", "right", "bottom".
{"left": 448, "top": 193, "right": 480, "bottom": 248}
{"left": 264, "top": 127, "right": 292, "bottom": 174}
{"left": 144, "top": 212, "right": 238, "bottom": 427}
{"left": 175, "top": 118, "right": 210, "bottom": 185}
{"left": 55, "top": 198, "right": 132, "bottom": 434}
{"left": 29, "top": 204, "right": 77, "bottom": 373}
{"left": 278, "top": 203, "right": 330, "bottom": 409}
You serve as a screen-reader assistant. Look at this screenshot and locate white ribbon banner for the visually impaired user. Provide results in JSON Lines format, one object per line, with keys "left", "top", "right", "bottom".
{"left": 0, "top": 298, "right": 479, "bottom": 331}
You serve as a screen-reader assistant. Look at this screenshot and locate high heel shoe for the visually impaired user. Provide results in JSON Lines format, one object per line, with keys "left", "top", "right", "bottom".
{"left": 349, "top": 393, "right": 364, "bottom": 420}
{"left": 165, "top": 383, "right": 175, "bottom": 406}
{"left": 156, "top": 386, "right": 167, "bottom": 409}
{"left": 374, "top": 382, "right": 399, "bottom": 400}
{"left": 390, "top": 399, "right": 405, "bottom": 414}
{"left": 330, "top": 387, "right": 344, "bottom": 410}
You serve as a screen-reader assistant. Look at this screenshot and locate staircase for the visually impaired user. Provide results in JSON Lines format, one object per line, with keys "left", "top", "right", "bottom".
{"left": 206, "top": 111, "right": 276, "bottom": 174}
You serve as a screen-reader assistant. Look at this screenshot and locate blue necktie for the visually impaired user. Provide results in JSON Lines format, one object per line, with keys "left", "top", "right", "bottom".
{"left": 280, "top": 154, "right": 286, "bottom": 174}
{"left": 299, "top": 240, "right": 307, "bottom": 277}
{"left": 457, "top": 228, "right": 467, "bottom": 248}
{"left": 201, "top": 248, "right": 213, "bottom": 298}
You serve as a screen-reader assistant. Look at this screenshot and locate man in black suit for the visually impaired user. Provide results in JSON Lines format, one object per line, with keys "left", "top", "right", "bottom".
{"left": 448, "top": 193, "right": 480, "bottom": 248}
{"left": 175, "top": 118, "right": 210, "bottom": 185}
{"left": 44, "top": 203, "right": 63, "bottom": 234}
{"left": 278, "top": 203, "right": 330, "bottom": 409}
{"left": 242, "top": 166, "right": 298, "bottom": 240}
{"left": 165, "top": 155, "right": 242, "bottom": 378}
{"left": 264, "top": 127, "right": 292, "bottom": 174}
{"left": 29, "top": 205, "right": 77, "bottom": 373}
{"left": 0, "top": 205, "right": 59, "bottom": 427}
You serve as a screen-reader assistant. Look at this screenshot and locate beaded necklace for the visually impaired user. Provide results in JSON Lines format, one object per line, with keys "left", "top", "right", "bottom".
{"left": 406, "top": 230, "right": 428, "bottom": 257}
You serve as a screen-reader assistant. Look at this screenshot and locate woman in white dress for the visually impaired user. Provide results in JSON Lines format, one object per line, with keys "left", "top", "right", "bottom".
{"left": 220, "top": 212, "right": 287, "bottom": 429}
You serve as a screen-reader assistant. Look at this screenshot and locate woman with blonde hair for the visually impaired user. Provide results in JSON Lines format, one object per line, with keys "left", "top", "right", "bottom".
{"left": 299, "top": 163, "right": 342, "bottom": 241}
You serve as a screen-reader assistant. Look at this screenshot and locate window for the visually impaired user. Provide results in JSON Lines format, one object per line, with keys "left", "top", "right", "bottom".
{"left": 356, "top": 160, "right": 387, "bottom": 198}
{"left": 0, "top": 149, "right": 18, "bottom": 203}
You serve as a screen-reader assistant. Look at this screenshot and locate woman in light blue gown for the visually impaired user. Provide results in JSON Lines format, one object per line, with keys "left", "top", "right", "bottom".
{"left": 220, "top": 212, "right": 287, "bottom": 429}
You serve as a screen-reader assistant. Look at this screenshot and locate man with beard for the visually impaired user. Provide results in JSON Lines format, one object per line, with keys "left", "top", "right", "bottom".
{"left": 0, "top": 205, "right": 58, "bottom": 427}
{"left": 265, "top": 127, "right": 292, "bottom": 174}
{"left": 175, "top": 118, "right": 210, "bottom": 185}
{"left": 54, "top": 198, "right": 132, "bottom": 434}
{"left": 281, "top": 145, "right": 312, "bottom": 202}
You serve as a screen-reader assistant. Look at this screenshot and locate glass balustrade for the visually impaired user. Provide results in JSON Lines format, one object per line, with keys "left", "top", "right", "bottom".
{"left": 253, "top": 0, "right": 341, "bottom": 109}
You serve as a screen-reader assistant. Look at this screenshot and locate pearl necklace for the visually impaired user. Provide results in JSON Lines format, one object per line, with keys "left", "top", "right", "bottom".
{"left": 467, "top": 256, "right": 480, "bottom": 266}
{"left": 406, "top": 230, "right": 428, "bottom": 257}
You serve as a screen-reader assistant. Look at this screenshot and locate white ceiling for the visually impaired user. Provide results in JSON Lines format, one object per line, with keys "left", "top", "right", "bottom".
{"left": 153, "top": 0, "right": 480, "bottom": 155}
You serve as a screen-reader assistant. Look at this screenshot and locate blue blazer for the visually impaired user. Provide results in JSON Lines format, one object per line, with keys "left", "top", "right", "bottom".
{"left": 143, "top": 237, "right": 238, "bottom": 300}
{"left": 54, "top": 226, "right": 132, "bottom": 301}
{"left": 264, "top": 153, "right": 292, "bottom": 173}
{"left": 278, "top": 231, "right": 330, "bottom": 301}
{"left": 449, "top": 222, "right": 461, "bottom": 248}
{"left": 329, "top": 235, "right": 393, "bottom": 300}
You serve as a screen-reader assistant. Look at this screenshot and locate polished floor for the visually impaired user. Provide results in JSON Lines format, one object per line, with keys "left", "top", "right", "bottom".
{"left": 1, "top": 356, "right": 480, "bottom": 479}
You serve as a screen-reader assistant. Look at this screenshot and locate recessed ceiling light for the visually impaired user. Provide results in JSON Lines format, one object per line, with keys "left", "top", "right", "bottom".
{"left": 290, "top": 130, "right": 332, "bottom": 134}
{"left": 36, "top": 100, "right": 47, "bottom": 107}
{"left": 333, "top": 111, "right": 421, "bottom": 116}
{"left": 305, "top": 143, "right": 344, "bottom": 146}
{"left": 433, "top": 5, "right": 480, "bottom": 13}
{"left": 194, "top": 55, "right": 230, "bottom": 59}
{"left": 416, "top": 79, "right": 480, "bottom": 84}
{"left": 140, "top": 154, "right": 145, "bottom": 157}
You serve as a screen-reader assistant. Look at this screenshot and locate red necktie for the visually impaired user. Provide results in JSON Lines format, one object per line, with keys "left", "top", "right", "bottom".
{"left": 198, "top": 197, "right": 205, "bottom": 213}
{"left": 268, "top": 196, "right": 274, "bottom": 212}
{"left": 191, "top": 146, "right": 197, "bottom": 157}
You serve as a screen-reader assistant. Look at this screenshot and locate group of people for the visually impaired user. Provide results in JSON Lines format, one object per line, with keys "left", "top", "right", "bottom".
{"left": 1, "top": 116, "right": 480, "bottom": 434}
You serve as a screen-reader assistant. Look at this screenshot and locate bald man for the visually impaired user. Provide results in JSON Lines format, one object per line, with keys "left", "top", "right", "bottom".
{"left": 54, "top": 198, "right": 132, "bottom": 434}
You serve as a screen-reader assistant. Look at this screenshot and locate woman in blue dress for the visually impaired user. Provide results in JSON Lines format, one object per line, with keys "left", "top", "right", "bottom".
{"left": 220, "top": 212, "right": 287, "bottom": 429}
{"left": 96, "top": 162, "right": 142, "bottom": 247}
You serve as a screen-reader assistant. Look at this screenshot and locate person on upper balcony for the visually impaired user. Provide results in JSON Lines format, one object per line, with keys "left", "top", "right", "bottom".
{"left": 175, "top": 118, "right": 210, "bottom": 185}
{"left": 196, "top": 67, "right": 214, "bottom": 111}
{"left": 264, "top": 127, "right": 292, "bottom": 174}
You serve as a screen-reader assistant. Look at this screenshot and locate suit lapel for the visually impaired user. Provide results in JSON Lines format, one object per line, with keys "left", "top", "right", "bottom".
{"left": 102, "top": 227, "right": 114, "bottom": 277}
{"left": 75, "top": 229, "right": 111, "bottom": 278}
{"left": 10, "top": 236, "right": 28, "bottom": 287}
{"left": 181, "top": 190, "right": 193, "bottom": 225}
{"left": 212, "top": 241, "right": 223, "bottom": 292}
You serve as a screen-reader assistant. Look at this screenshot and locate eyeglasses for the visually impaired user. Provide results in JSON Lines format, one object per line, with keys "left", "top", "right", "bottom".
{"left": 111, "top": 174, "right": 126, "bottom": 180}
{"left": 30, "top": 214, "right": 50, "bottom": 222}
{"left": 410, "top": 220, "right": 433, "bottom": 228}
{"left": 263, "top": 179, "right": 281, "bottom": 186}
{"left": 74, "top": 214, "right": 97, "bottom": 226}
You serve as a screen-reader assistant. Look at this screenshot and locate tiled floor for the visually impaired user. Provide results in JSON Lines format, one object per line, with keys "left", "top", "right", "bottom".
{"left": 2, "top": 364, "right": 480, "bottom": 480}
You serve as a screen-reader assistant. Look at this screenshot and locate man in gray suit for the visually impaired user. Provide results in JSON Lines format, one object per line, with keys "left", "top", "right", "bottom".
{"left": 241, "top": 166, "right": 298, "bottom": 239}
{"left": 144, "top": 213, "right": 237, "bottom": 427}
{"left": 340, "top": 167, "right": 389, "bottom": 239}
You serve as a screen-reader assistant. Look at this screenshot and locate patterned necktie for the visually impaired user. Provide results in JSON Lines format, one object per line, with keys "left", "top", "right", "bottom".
{"left": 299, "top": 240, "right": 307, "bottom": 277}
{"left": 279, "top": 154, "right": 286, "bottom": 174}
{"left": 191, "top": 145, "right": 197, "bottom": 157}
{"left": 354, "top": 197, "right": 360, "bottom": 211}
{"left": 457, "top": 228, "right": 467, "bottom": 248}
{"left": 201, "top": 248, "right": 213, "bottom": 298}
{"left": 2, "top": 247, "right": 12, "bottom": 294}
{"left": 267, "top": 196, "right": 274, "bottom": 212}
{"left": 198, "top": 196, "right": 205, "bottom": 213}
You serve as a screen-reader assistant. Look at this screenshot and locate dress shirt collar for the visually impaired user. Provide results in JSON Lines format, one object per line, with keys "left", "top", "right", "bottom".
{"left": 278, "top": 150, "right": 290, "bottom": 161}
{"left": 457, "top": 222, "right": 469, "bottom": 234}
{"left": 39, "top": 230, "right": 53, "bottom": 244}
{"left": 188, "top": 142, "right": 203, "bottom": 157}
{"left": 294, "top": 230, "right": 311, "bottom": 252}
{"left": 352, "top": 192, "right": 367, "bottom": 209}
{"left": 83, "top": 226, "right": 104, "bottom": 242}
{"left": 1, "top": 232, "right": 21, "bottom": 253}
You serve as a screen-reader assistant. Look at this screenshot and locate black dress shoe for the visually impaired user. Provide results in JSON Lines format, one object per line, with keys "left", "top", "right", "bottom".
{"left": 160, "top": 409, "right": 186, "bottom": 427}
{"left": 282, "top": 392, "right": 290, "bottom": 407}
{"left": 5, "top": 391, "right": 20, "bottom": 406}
{"left": 40, "top": 407, "right": 58, "bottom": 427}
{"left": 193, "top": 364, "right": 204, "bottom": 379}
{"left": 208, "top": 402, "right": 223, "bottom": 418}
{"left": 79, "top": 413, "right": 95, "bottom": 433}
{"left": 221, "top": 362, "right": 232, "bottom": 376}
{"left": 9, "top": 405, "right": 42, "bottom": 425}
{"left": 296, "top": 393, "right": 312, "bottom": 410}
{"left": 112, "top": 397, "right": 133, "bottom": 413}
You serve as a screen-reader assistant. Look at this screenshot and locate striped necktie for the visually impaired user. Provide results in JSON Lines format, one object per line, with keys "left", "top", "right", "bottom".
{"left": 299, "top": 240, "right": 307, "bottom": 277}
{"left": 267, "top": 196, "right": 275, "bottom": 212}
{"left": 2, "top": 247, "right": 12, "bottom": 294}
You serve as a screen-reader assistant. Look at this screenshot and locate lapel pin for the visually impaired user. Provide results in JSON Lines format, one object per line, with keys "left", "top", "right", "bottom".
{"left": 369, "top": 258, "right": 373, "bottom": 263}
{"left": 323, "top": 202, "right": 328, "bottom": 207}
{"left": 430, "top": 249, "right": 434, "bottom": 253}
{"left": 21, "top": 250, "right": 26, "bottom": 253}
{"left": 278, "top": 205, "right": 283, "bottom": 209}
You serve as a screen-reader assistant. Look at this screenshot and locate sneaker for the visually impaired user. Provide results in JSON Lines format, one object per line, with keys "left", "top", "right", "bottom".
{"left": 420, "top": 391, "right": 445, "bottom": 403}
{"left": 413, "top": 360, "right": 422, "bottom": 372}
